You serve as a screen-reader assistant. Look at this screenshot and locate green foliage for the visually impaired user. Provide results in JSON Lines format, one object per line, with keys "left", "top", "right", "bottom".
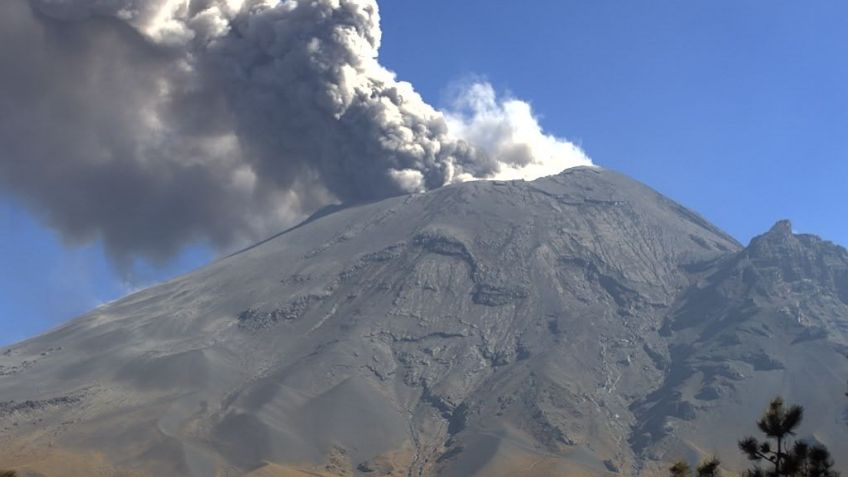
{"left": 0, "top": 470, "right": 17, "bottom": 477}
{"left": 792, "top": 442, "right": 839, "bottom": 477}
{"left": 738, "top": 396, "right": 839, "bottom": 477}
{"left": 697, "top": 457, "right": 721, "bottom": 477}
{"left": 669, "top": 458, "right": 721, "bottom": 477}
{"left": 670, "top": 461, "right": 692, "bottom": 477}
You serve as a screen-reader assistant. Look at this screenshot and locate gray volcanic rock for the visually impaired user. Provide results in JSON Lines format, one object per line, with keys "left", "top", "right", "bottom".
{"left": 0, "top": 167, "right": 846, "bottom": 477}
{"left": 632, "top": 219, "right": 848, "bottom": 473}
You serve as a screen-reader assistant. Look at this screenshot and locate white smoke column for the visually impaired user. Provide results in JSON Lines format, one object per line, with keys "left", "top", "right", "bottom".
{"left": 444, "top": 82, "right": 592, "bottom": 182}
{"left": 0, "top": 0, "right": 592, "bottom": 264}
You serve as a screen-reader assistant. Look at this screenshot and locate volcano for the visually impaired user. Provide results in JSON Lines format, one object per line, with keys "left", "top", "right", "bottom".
{"left": 1, "top": 167, "right": 846, "bottom": 477}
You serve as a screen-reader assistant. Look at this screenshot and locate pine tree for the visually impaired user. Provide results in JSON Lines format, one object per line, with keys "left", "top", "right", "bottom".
{"left": 697, "top": 457, "right": 721, "bottom": 477}
{"left": 669, "top": 458, "right": 721, "bottom": 477}
{"left": 739, "top": 396, "right": 803, "bottom": 476}
{"left": 800, "top": 444, "right": 838, "bottom": 477}
{"left": 670, "top": 461, "right": 691, "bottom": 477}
{"left": 738, "top": 396, "right": 839, "bottom": 477}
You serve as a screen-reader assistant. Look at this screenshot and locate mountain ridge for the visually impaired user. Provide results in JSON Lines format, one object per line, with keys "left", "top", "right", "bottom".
{"left": 1, "top": 168, "right": 846, "bottom": 477}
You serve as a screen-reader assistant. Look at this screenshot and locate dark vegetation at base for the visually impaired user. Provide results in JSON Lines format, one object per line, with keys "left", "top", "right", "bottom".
{"left": 669, "top": 397, "right": 840, "bottom": 477}
{"left": 738, "top": 397, "right": 838, "bottom": 477}
{"left": 670, "top": 457, "right": 721, "bottom": 477}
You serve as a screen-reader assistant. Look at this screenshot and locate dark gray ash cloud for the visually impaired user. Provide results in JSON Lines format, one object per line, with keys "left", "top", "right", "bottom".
{"left": 0, "top": 0, "right": 591, "bottom": 263}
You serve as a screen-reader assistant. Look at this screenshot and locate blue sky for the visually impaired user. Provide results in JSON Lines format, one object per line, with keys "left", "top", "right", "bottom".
{"left": 2, "top": 1, "right": 846, "bottom": 344}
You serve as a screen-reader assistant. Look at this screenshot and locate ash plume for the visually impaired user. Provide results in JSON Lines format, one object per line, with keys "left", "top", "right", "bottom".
{"left": 0, "top": 0, "right": 591, "bottom": 262}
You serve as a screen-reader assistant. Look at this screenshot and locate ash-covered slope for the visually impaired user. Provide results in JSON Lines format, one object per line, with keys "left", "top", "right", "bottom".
{"left": 0, "top": 167, "right": 845, "bottom": 477}
{"left": 631, "top": 219, "right": 848, "bottom": 473}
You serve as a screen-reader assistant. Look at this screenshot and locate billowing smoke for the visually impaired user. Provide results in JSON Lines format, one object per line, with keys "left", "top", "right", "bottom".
{"left": 445, "top": 82, "right": 591, "bottom": 182}
{"left": 0, "top": 0, "right": 591, "bottom": 263}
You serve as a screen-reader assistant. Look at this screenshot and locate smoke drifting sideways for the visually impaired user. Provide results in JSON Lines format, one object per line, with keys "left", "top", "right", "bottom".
{"left": 0, "top": 0, "right": 592, "bottom": 265}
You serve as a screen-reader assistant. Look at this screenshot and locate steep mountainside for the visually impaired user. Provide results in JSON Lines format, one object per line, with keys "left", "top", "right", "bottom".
{"left": 1, "top": 167, "right": 846, "bottom": 477}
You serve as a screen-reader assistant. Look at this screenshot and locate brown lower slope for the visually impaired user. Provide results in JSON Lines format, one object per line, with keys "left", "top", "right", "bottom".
{"left": 0, "top": 443, "right": 655, "bottom": 477}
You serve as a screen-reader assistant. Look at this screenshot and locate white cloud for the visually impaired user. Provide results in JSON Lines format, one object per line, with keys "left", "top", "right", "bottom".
{"left": 444, "top": 82, "right": 592, "bottom": 182}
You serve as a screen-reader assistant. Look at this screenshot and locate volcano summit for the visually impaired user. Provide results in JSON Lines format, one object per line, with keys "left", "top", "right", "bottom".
{"left": 1, "top": 168, "right": 846, "bottom": 477}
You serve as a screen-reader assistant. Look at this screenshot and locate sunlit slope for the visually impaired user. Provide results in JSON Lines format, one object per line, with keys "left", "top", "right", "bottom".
{"left": 2, "top": 168, "right": 845, "bottom": 476}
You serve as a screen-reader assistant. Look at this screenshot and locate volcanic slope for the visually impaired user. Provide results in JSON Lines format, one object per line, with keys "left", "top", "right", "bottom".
{"left": 1, "top": 167, "right": 847, "bottom": 477}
